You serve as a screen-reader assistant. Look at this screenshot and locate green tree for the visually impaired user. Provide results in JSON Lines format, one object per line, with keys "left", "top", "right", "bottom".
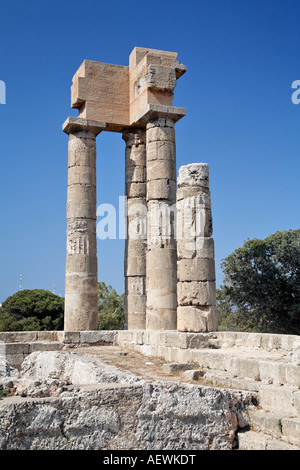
{"left": 0, "top": 289, "right": 64, "bottom": 331}
{"left": 217, "top": 229, "right": 300, "bottom": 334}
{"left": 98, "top": 282, "right": 125, "bottom": 330}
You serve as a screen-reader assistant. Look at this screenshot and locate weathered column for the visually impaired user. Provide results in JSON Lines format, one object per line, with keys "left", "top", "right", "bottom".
{"left": 176, "top": 163, "right": 218, "bottom": 332}
{"left": 63, "top": 117, "right": 105, "bottom": 331}
{"left": 145, "top": 116, "right": 178, "bottom": 330}
{"left": 123, "top": 129, "right": 147, "bottom": 329}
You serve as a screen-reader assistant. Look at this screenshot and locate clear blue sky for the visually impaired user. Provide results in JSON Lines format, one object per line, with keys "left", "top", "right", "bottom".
{"left": 0, "top": 0, "right": 299, "bottom": 301}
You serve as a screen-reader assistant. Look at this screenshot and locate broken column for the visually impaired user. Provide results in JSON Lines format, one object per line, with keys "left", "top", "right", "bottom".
{"left": 123, "top": 129, "right": 147, "bottom": 329}
{"left": 63, "top": 117, "right": 105, "bottom": 331}
{"left": 176, "top": 163, "right": 218, "bottom": 332}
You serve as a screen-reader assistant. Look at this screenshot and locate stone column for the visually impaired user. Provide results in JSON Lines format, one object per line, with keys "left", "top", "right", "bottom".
{"left": 63, "top": 117, "right": 105, "bottom": 331}
{"left": 176, "top": 163, "right": 218, "bottom": 332}
{"left": 146, "top": 117, "right": 178, "bottom": 330}
{"left": 123, "top": 129, "right": 147, "bottom": 329}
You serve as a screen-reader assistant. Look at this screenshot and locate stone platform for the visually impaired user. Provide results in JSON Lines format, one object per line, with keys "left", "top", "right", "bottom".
{"left": 0, "top": 330, "right": 299, "bottom": 450}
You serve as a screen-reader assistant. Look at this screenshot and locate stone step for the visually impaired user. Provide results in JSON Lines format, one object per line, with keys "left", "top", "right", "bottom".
{"left": 203, "top": 370, "right": 300, "bottom": 416}
{"left": 248, "top": 409, "right": 300, "bottom": 447}
{"left": 187, "top": 348, "right": 300, "bottom": 388}
{"left": 238, "top": 430, "right": 300, "bottom": 451}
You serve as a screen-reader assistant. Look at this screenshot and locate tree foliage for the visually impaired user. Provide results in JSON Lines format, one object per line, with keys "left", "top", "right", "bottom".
{"left": 0, "top": 289, "right": 64, "bottom": 331}
{"left": 98, "top": 282, "right": 125, "bottom": 330}
{"left": 217, "top": 229, "right": 300, "bottom": 334}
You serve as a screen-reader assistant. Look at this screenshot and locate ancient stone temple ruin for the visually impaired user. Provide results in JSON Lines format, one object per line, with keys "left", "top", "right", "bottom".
{"left": 1, "top": 48, "right": 299, "bottom": 451}
{"left": 63, "top": 47, "right": 217, "bottom": 333}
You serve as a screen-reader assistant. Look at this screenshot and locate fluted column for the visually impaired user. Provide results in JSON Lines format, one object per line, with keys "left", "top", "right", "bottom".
{"left": 123, "top": 129, "right": 147, "bottom": 329}
{"left": 63, "top": 117, "right": 105, "bottom": 331}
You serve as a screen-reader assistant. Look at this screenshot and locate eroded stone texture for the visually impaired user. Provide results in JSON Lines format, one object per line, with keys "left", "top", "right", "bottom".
{"left": 0, "top": 350, "right": 254, "bottom": 450}
{"left": 177, "top": 163, "right": 217, "bottom": 332}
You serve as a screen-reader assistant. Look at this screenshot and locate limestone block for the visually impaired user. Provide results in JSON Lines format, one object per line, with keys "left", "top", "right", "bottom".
{"left": 60, "top": 331, "right": 81, "bottom": 344}
{"left": 177, "top": 237, "right": 215, "bottom": 260}
{"left": 4, "top": 343, "right": 30, "bottom": 355}
{"left": 177, "top": 306, "right": 218, "bottom": 333}
{"left": 125, "top": 276, "right": 145, "bottom": 295}
{"left": 146, "top": 308, "right": 177, "bottom": 331}
{"left": 67, "top": 185, "right": 96, "bottom": 204}
{"left": 178, "top": 258, "right": 216, "bottom": 282}
{"left": 177, "top": 205, "right": 213, "bottom": 240}
{"left": 34, "top": 331, "right": 57, "bottom": 342}
{"left": 147, "top": 159, "right": 176, "bottom": 182}
{"left": 0, "top": 332, "right": 38, "bottom": 343}
{"left": 67, "top": 202, "right": 96, "bottom": 220}
{"left": 146, "top": 289, "right": 177, "bottom": 310}
{"left": 177, "top": 163, "right": 209, "bottom": 188}
{"left": 146, "top": 124, "right": 175, "bottom": 143}
{"left": 68, "top": 147, "right": 96, "bottom": 169}
{"left": 146, "top": 141, "right": 176, "bottom": 162}
{"left": 67, "top": 231, "right": 96, "bottom": 256}
{"left": 147, "top": 200, "right": 177, "bottom": 247}
{"left": 177, "top": 281, "right": 216, "bottom": 306}
{"left": 125, "top": 239, "right": 147, "bottom": 259}
{"left": 176, "top": 188, "right": 211, "bottom": 207}
{"left": 146, "top": 118, "right": 176, "bottom": 129}
{"left": 125, "top": 165, "right": 146, "bottom": 184}
{"left": 66, "top": 217, "right": 96, "bottom": 234}
{"left": 124, "top": 255, "right": 146, "bottom": 277}
{"left": 146, "top": 247, "right": 177, "bottom": 270}
{"left": 79, "top": 331, "right": 117, "bottom": 345}
{"left": 123, "top": 129, "right": 146, "bottom": 148}
{"left": 71, "top": 60, "right": 130, "bottom": 130}
{"left": 126, "top": 201, "right": 147, "bottom": 240}
{"left": 127, "top": 294, "right": 146, "bottom": 314}
{"left": 129, "top": 47, "right": 186, "bottom": 125}
{"left": 146, "top": 263, "right": 177, "bottom": 290}
{"left": 147, "top": 179, "right": 176, "bottom": 201}
{"left": 68, "top": 131, "right": 97, "bottom": 145}
{"left": 64, "top": 292, "right": 98, "bottom": 331}
{"left": 125, "top": 143, "right": 146, "bottom": 164}
{"left": 65, "top": 254, "right": 97, "bottom": 274}
{"left": 127, "top": 313, "right": 146, "bottom": 330}
{"left": 65, "top": 269, "right": 97, "bottom": 288}
{"left": 125, "top": 182, "right": 146, "bottom": 198}
{"left": 139, "top": 64, "right": 177, "bottom": 93}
